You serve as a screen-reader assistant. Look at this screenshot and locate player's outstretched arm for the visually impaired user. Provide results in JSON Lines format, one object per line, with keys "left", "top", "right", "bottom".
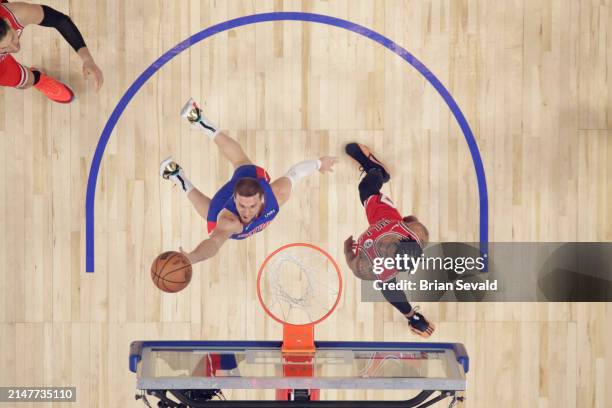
{"left": 9, "top": 2, "right": 103, "bottom": 90}
{"left": 271, "top": 156, "right": 338, "bottom": 206}
{"left": 179, "top": 215, "right": 241, "bottom": 265}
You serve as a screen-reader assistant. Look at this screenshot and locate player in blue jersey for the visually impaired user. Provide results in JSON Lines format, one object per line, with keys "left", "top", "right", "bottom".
{"left": 160, "top": 98, "right": 337, "bottom": 265}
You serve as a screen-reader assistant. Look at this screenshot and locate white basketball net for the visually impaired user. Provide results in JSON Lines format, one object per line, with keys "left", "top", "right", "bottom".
{"left": 259, "top": 246, "right": 341, "bottom": 326}
{"left": 356, "top": 352, "right": 403, "bottom": 377}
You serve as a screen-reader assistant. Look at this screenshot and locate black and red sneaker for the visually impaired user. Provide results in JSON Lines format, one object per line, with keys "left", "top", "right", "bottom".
{"left": 345, "top": 143, "right": 391, "bottom": 183}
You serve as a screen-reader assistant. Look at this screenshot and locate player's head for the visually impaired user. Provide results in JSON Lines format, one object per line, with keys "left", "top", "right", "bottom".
{"left": 402, "top": 217, "right": 429, "bottom": 246}
{"left": 0, "top": 19, "right": 20, "bottom": 53}
{"left": 395, "top": 238, "right": 424, "bottom": 272}
{"left": 233, "top": 177, "right": 265, "bottom": 224}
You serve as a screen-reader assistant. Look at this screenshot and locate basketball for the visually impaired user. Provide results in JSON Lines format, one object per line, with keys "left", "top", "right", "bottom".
{"left": 151, "top": 251, "right": 192, "bottom": 293}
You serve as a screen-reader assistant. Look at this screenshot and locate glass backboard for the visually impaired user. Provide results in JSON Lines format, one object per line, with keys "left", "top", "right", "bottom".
{"left": 130, "top": 341, "right": 468, "bottom": 392}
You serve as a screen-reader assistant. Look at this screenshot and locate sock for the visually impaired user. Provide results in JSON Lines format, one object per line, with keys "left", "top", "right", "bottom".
{"left": 31, "top": 69, "right": 41, "bottom": 85}
{"left": 174, "top": 172, "right": 194, "bottom": 194}
{"left": 196, "top": 120, "right": 219, "bottom": 141}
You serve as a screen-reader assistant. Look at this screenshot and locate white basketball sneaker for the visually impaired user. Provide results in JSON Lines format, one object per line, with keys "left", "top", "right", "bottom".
{"left": 180, "top": 98, "right": 219, "bottom": 138}
{"left": 159, "top": 156, "right": 193, "bottom": 193}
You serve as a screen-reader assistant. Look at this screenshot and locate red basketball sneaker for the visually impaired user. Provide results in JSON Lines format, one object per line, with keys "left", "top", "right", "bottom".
{"left": 34, "top": 72, "right": 75, "bottom": 104}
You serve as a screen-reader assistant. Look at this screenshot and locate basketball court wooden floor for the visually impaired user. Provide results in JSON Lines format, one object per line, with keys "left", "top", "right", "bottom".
{"left": 0, "top": 0, "right": 610, "bottom": 407}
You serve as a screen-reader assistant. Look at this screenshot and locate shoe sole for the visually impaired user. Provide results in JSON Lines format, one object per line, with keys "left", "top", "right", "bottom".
{"left": 345, "top": 143, "right": 390, "bottom": 182}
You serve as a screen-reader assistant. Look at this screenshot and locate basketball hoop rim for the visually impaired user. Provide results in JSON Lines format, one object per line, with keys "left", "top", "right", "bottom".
{"left": 256, "top": 242, "right": 343, "bottom": 327}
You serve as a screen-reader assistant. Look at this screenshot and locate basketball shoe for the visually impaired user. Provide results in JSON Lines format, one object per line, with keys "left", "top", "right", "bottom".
{"left": 180, "top": 98, "right": 218, "bottom": 138}
{"left": 345, "top": 143, "right": 390, "bottom": 182}
{"left": 33, "top": 71, "right": 75, "bottom": 104}
{"left": 159, "top": 156, "right": 193, "bottom": 193}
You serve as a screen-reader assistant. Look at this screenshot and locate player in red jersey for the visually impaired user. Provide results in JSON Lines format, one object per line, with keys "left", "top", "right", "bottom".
{"left": 0, "top": 0, "right": 103, "bottom": 103}
{"left": 343, "top": 143, "right": 435, "bottom": 338}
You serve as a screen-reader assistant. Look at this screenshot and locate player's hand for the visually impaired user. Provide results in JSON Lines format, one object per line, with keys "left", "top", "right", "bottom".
{"left": 178, "top": 246, "right": 194, "bottom": 264}
{"left": 343, "top": 235, "right": 355, "bottom": 254}
{"left": 318, "top": 156, "right": 338, "bottom": 173}
{"left": 82, "top": 59, "right": 104, "bottom": 91}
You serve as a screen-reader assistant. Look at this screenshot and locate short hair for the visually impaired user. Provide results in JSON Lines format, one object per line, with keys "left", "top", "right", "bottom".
{"left": 0, "top": 19, "right": 9, "bottom": 41}
{"left": 233, "top": 177, "right": 264, "bottom": 198}
{"left": 395, "top": 238, "right": 423, "bottom": 272}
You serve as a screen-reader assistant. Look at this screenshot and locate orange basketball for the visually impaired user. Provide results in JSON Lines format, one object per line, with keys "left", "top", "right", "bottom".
{"left": 151, "top": 251, "right": 192, "bottom": 293}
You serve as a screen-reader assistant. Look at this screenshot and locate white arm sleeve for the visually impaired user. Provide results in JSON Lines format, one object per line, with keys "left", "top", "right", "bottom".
{"left": 284, "top": 159, "right": 322, "bottom": 186}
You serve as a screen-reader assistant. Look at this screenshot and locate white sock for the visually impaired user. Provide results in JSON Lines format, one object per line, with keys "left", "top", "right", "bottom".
{"left": 172, "top": 171, "right": 194, "bottom": 194}
{"left": 195, "top": 120, "right": 219, "bottom": 141}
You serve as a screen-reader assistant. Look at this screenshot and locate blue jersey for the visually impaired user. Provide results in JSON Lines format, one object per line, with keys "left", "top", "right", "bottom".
{"left": 206, "top": 165, "right": 280, "bottom": 240}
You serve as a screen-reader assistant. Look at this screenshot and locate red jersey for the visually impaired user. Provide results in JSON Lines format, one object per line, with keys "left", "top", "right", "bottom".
{"left": 0, "top": 2, "right": 28, "bottom": 88}
{"left": 353, "top": 194, "right": 422, "bottom": 282}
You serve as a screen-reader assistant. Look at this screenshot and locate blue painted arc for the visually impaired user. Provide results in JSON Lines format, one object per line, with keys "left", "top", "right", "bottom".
{"left": 85, "top": 12, "right": 488, "bottom": 272}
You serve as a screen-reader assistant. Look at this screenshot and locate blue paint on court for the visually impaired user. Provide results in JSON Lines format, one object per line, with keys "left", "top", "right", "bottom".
{"left": 86, "top": 12, "right": 488, "bottom": 272}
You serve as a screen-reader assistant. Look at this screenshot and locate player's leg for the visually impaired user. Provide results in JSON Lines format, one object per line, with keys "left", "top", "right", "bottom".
{"left": 186, "top": 188, "right": 211, "bottom": 219}
{"left": 0, "top": 55, "right": 30, "bottom": 88}
{"left": 345, "top": 142, "right": 390, "bottom": 205}
{"left": 212, "top": 132, "right": 252, "bottom": 168}
{"left": 358, "top": 168, "right": 385, "bottom": 204}
{"left": 380, "top": 280, "right": 414, "bottom": 315}
{"left": 345, "top": 143, "right": 390, "bottom": 182}
{"left": 180, "top": 98, "right": 251, "bottom": 168}
{"left": 270, "top": 159, "right": 322, "bottom": 206}
{"left": 160, "top": 157, "right": 211, "bottom": 218}
{"left": 0, "top": 58, "right": 66, "bottom": 101}
{"left": 21, "top": 68, "right": 34, "bottom": 88}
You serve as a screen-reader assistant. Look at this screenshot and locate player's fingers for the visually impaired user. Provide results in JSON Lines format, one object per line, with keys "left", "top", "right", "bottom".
{"left": 96, "top": 71, "right": 104, "bottom": 90}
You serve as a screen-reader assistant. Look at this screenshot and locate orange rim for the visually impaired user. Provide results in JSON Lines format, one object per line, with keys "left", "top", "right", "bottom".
{"left": 256, "top": 242, "right": 343, "bottom": 327}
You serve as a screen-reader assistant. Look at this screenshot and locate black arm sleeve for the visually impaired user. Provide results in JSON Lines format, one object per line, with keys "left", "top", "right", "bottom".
{"left": 39, "top": 5, "right": 87, "bottom": 52}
